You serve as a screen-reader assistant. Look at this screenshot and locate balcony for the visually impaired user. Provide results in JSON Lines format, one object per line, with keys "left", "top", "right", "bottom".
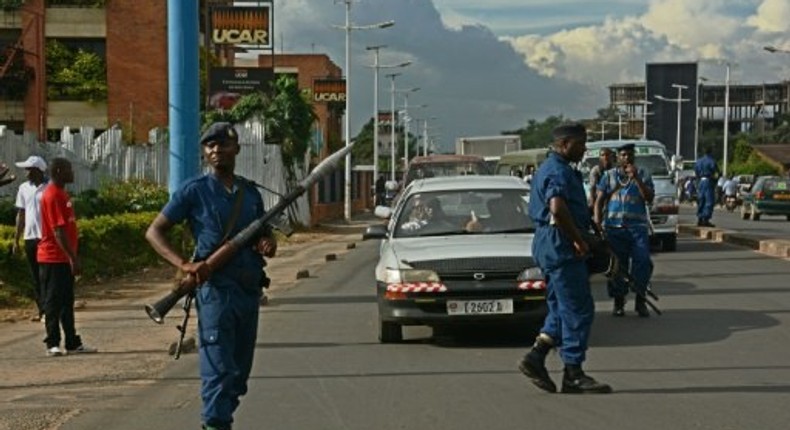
{"left": 45, "top": 7, "right": 105, "bottom": 38}
{"left": 0, "top": 9, "right": 22, "bottom": 29}
{"left": 47, "top": 100, "right": 107, "bottom": 129}
{"left": 0, "top": 99, "right": 24, "bottom": 121}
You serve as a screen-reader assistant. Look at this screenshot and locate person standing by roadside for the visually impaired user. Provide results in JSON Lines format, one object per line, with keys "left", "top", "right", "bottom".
{"left": 716, "top": 174, "right": 727, "bottom": 207}
{"left": 593, "top": 143, "right": 655, "bottom": 317}
{"left": 587, "top": 148, "right": 615, "bottom": 210}
{"left": 38, "top": 157, "right": 97, "bottom": 357}
{"left": 12, "top": 155, "right": 48, "bottom": 322}
{"left": 375, "top": 174, "right": 386, "bottom": 206}
{"left": 517, "top": 123, "right": 612, "bottom": 395}
{"left": 695, "top": 147, "right": 720, "bottom": 227}
{"left": 145, "top": 122, "right": 278, "bottom": 430}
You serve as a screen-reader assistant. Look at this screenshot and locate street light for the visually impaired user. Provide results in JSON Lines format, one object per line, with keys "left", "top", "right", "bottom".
{"left": 385, "top": 72, "right": 401, "bottom": 181}
{"left": 396, "top": 87, "right": 420, "bottom": 170}
{"left": 365, "top": 46, "right": 410, "bottom": 184}
{"left": 420, "top": 117, "right": 437, "bottom": 155}
{"left": 698, "top": 59, "right": 737, "bottom": 177}
{"left": 333, "top": 0, "right": 394, "bottom": 222}
{"left": 402, "top": 102, "right": 428, "bottom": 164}
{"left": 655, "top": 84, "right": 690, "bottom": 160}
{"left": 639, "top": 100, "right": 653, "bottom": 140}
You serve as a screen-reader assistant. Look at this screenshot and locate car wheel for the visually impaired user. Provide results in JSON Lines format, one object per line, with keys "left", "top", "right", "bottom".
{"left": 661, "top": 235, "right": 677, "bottom": 252}
{"left": 740, "top": 203, "right": 749, "bottom": 220}
{"left": 379, "top": 319, "right": 403, "bottom": 343}
{"left": 786, "top": 215, "right": 790, "bottom": 221}
{"left": 750, "top": 205, "right": 761, "bottom": 221}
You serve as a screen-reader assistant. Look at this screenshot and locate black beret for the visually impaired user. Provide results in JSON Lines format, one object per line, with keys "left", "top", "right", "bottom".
{"left": 616, "top": 143, "right": 636, "bottom": 152}
{"left": 200, "top": 122, "right": 238, "bottom": 145}
{"left": 552, "top": 123, "right": 587, "bottom": 140}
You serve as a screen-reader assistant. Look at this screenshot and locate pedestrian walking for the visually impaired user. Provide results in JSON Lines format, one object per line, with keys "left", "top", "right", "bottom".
{"left": 38, "top": 157, "right": 97, "bottom": 357}
{"left": 145, "top": 122, "right": 278, "bottom": 430}
{"left": 695, "top": 147, "right": 720, "bottom": 227}
{"left": 587, "top": 147, "right": 615, "bottom": 210}
{"left": 12, "top": 155, "right": 49, "bottom": 322}
{"left": 593, "top": 143, "right": 655, "bottom": 317}
{"left": 517, "top": 123, "right": 612, "bottom": 395}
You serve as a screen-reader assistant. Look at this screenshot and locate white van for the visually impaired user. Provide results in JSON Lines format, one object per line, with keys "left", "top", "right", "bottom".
{"left": 581, "top": 140, "right": 679, "bottom": 252}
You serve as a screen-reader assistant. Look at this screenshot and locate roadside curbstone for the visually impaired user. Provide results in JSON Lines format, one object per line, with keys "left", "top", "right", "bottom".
{"left": 679, "top": 223, "right": 790, "bottom": 258}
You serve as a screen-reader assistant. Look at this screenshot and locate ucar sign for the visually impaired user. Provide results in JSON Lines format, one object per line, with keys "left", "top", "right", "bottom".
{"left": 313, "top": 78, "right": 346, "bottom": 103}
{"left": 211, "top": 5, "right": 272, "bottom": 48}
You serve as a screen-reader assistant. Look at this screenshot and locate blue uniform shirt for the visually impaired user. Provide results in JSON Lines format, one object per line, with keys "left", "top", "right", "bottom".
{"left": 163, "top": 173, "right": 265, "bottom": 283}
{"left": 529, "top": 151, "right": 590, "bottom": 270}
{"left": 695, "top": 154, "right": 719, "bottom": 179}
{"left": 598, "top": 167, "right": 654, "bottom": 227}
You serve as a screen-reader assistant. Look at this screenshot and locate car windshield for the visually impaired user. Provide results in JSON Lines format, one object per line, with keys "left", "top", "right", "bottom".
{"left": 394, "top": 189, "right": 534, "bottom": 238}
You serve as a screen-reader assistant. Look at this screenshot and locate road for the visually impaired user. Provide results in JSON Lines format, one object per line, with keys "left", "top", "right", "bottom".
{"left": 62, "top": 228, "right": 790, "bottom": 430}
{"left": 680, "top": 203, "right": 790, "bottom": 239}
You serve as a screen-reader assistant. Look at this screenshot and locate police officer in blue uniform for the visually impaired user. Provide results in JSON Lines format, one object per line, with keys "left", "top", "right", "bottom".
{"left": 146, "top": 122, "right": 277, "bottom": 430}
{"left": 694, "top": 146, "right": 720, "bottom": 227}
{"left": 593, "top": 143, "right": 655, "bottom": 317}
{"left": 518, "top": 123, "right": 612, "bottom": 394}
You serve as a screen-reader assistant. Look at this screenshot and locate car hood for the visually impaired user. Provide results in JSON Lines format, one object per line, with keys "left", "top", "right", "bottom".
{"left": 388, "top": 234, "right": 534, "bottom": 267}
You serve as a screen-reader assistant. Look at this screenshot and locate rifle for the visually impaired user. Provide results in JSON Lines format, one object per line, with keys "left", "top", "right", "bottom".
{"left": 174, "top": 292, "right": 194, "bottom": 359}
{"left": 145, "top": 143, "right": 354, "bottom": 326}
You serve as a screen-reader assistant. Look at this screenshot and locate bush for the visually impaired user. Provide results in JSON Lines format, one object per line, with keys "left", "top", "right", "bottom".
{"left": 0, "top": 198, "right": 17, "bottom": 227}
{"left": 72, "top": 180, "right": 169, "bottom": 219}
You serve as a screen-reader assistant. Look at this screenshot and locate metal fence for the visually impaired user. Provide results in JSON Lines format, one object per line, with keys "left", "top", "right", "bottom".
{"left": 0, "top": 119, "right": 311, "bottom": 225}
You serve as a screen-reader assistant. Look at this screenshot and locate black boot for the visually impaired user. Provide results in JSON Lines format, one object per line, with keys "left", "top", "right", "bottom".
{"left": 634, "top": 295, "right": 650, "bottom": 318}
{"left": 561, "top": 365, "right": 612, "bottom": 394}
{"left": 517, "top": 335, "right": 556, "bottom": 393}
{"left": 612, "top": 296, "right": 625, "bottom": 317}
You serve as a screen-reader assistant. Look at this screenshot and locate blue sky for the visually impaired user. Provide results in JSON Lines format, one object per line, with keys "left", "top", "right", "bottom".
{"left": 271, "top": 0, "right": 790, "bottom": 152}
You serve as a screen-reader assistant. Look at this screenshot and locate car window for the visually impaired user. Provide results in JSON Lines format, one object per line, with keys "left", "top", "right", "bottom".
{"left": 763, "top": 178, "right": 790, "bottom": 192}
{"left": 394, "top": 189, "right": 534, "bottom": 238}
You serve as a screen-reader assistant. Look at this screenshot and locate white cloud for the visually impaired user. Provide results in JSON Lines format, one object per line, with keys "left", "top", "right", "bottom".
{"left": 747, "top": 0, "right": 790, "bottom": 33}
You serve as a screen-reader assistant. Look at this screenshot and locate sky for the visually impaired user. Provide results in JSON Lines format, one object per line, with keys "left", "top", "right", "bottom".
{"left": 272, "top": 0, "right": 790, "bottom": 152}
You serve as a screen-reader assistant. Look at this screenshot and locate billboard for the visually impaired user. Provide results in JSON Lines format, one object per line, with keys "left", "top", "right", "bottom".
{"left": 646, "top": 62, "right": 698, "bottom": 160}
{"left": 312, "top": 78, "right": 346, "bottom": 103}
{"left": 208, "top": 67, "right": 274, "bottom": 110}
{"left": 211, "top": 4, "right": 272, "bottom": 49}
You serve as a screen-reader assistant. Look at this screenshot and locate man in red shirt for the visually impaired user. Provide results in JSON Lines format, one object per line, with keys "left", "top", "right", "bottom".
{"left": 38, "top": 157, "right": 96, "bottom": 357}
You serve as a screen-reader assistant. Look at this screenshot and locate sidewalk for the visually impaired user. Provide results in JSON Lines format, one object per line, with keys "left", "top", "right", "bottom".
{"left": 0, "top": 211, "right": 381, "bottom": 430}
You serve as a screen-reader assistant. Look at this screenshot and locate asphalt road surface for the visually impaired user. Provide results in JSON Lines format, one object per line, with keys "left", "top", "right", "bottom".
{"left": 64, "top": 232, "right": 790, "bottom": 430}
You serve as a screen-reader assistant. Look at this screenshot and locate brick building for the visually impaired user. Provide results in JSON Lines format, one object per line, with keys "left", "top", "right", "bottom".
{"left": 0, "top": 0, "right": 168, "bottom": 141}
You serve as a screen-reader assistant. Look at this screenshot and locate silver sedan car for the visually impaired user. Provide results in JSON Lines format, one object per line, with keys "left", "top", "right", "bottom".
{"left": 363, "top": 176, "right": 546, "bottom": 343}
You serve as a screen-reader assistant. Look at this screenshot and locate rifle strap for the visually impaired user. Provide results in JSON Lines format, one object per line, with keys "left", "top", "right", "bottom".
{"left": 221, "top": 178, "right": 246, "bottom": 244}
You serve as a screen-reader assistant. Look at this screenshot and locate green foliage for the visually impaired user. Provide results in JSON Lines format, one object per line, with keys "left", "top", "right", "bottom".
{"left": 0, "top": 212, "right": 188, "bottom": 307}
{"left": 0, "top": 44, "right": 34, "bottom": 99}
{"left": 503, "top": 115, "right": 566, "bottom": 149}
{"left": 72, "top": 180, "right": 169, "bottom": 219}
{"left": 0, "top": 0, "right": 24, "bottom": 11}
{"left": 46, "top": 40, "right": 107, "bottom": 101}
{"left": 0, "top": 198, "right": 16, "bottom": 226}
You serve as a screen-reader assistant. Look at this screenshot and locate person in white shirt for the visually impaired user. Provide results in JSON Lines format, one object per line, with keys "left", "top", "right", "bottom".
{"left": 12, "top": 155, "right": 48, "bottom": 322}
{"left": 723, "top": 176, "right": 739, "bottom": 197}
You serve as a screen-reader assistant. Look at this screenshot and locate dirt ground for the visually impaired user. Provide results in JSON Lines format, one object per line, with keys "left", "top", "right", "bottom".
{"left": 0, "top": 225, "right": 369, "bottom": 430}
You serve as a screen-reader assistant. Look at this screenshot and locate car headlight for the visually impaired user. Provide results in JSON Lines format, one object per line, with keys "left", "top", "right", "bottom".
{"left": 385, "top": 269, "right": 441, "bottom": 284}
{"left": 517, "top": 267, "right": 544, "bottom": 281}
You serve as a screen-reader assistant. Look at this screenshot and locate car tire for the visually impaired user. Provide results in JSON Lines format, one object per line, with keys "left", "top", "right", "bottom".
{"left": 787, "top": 215, "right": 790, "bottom": 222}
{"left": 661, "top": 235, "right": 677, "bottom": 252}
{"left": 379, "top": 319, "right": 403, "bottom": 343}
{"left": 750, "top": 205, "right": 761, "bottom": 221}
{"left": 740, "top": 204, "right": 749, "bottom": 220}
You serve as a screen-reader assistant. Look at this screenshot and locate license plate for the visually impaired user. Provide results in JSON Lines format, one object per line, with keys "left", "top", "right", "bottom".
{"left": 447, "top": 299, "right": 513, "bottom": 315}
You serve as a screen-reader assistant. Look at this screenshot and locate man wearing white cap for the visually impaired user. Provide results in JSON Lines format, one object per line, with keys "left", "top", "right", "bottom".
{"left": 13, "top": 155, "right": 48, "bottom": 322}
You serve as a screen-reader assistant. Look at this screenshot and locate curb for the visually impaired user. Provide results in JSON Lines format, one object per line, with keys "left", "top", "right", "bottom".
{"left": 678, "top": 224, "right": 790, "bottom": 258}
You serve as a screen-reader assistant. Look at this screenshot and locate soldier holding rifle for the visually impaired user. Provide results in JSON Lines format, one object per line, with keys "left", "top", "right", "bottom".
{"left": 145, "top": 122, "right": 277, "bottom": 430}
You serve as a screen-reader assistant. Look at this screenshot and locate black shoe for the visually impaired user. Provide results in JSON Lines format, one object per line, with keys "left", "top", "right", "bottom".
{"left": 612, "top": 296, "right": 625, "bottom": 317}
{"left": 518, "top": 352, "right": 556, "bottom": 393}
{"left": 635, "top": 295, "right": 650, "bottom": 318}
{"left": 561, "top": 367, "right": 612, "bottom": 394}
{"left": 704, "top": 220, "right": 716, "bottom": 227}
{"left": 697, "top": 219, "right": 705, "bottom": 227}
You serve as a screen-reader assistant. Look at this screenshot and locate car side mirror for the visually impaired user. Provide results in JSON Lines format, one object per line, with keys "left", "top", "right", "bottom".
{"left": 374, "top": 206, "right": 392, "bottom": 219}
{"left": 362, "top": 224, "right": 388, "bottom": 240}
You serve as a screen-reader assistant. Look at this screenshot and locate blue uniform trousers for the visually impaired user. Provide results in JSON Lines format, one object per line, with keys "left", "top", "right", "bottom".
{"left": 533, "top": 227, "right": 595, "bottom": 366}
{"left": 605, "top": 225, "right": 653, "bottom": 298}
{"left": 197, "top": 282, "right": 261, "bottom": 428}
{"left": 697, "top": 178, "right": 715, "bottom": 221}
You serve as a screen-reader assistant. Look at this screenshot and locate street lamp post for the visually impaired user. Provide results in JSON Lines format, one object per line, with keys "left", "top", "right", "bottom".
{"left": 385, "top": 72, "right": 401, "bottom": 181}
{"left": 655, "top": 84, "right": 690, "bottom": 160}
{"left": 639, "top": 100, "right": 653, "bottom": 140}
{"left": 723, "top": 64, "right": 730, "bottom": 177}
{"left": 397, "top": 87, "right": 420, "bottom": 170}
{"left": 365, "top": 46, "right": 410, "bottom": 185}
{"left": 334, "top": 0, "right": 394, "bottom": 222}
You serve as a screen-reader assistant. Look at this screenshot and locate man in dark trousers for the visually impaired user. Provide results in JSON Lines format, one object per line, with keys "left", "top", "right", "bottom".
{"left": 517, "top": 123, "right": 612, "bottom": 394}
{"left": 375, "top": 174, "right": 386, "bottom": 206}
{"left": 694, "top": 146, "right": 720, "bottom": 227}
{"left": 146, "top": 122, "right": 278, "bottom": 430}
{"left": 38, "top": 157, "right": 97, "bottom": 356}
{"left": 13, "top": 155, "right": 49, "bottom": 322}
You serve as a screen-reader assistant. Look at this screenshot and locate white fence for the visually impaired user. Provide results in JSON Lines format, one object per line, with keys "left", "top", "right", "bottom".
{"left": 0, "top": 119, "right": 311, "bottom": 225}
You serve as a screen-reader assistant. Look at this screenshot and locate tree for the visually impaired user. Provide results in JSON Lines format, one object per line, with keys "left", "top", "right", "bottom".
{"left": 503, "top": 115, "right": 566, "bottom": 149}
{"left": 46, "top": 40, "right": 107, "bottom": 101}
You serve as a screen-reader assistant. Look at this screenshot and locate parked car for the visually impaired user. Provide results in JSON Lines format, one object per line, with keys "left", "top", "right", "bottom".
{"left": 362, "top": 176, "right": 546, "bottom": 343}
{"left": 402, "top": 154, "right": 490, "bottom": 188}
{"left": 739, "top": 176, "right": 790, "bottom": 221}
